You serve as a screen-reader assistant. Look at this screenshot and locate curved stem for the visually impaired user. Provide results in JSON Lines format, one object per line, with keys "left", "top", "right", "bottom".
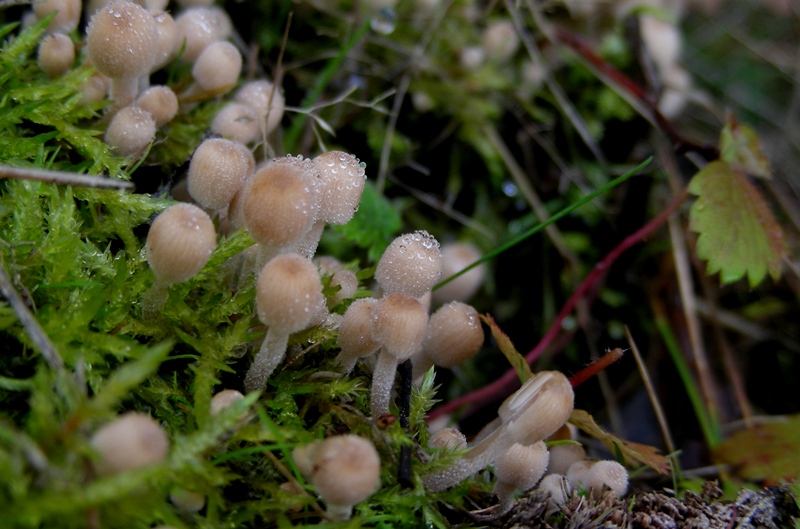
{"left": 244, "top": 328, "right": 290, "bottom": 392}
{"left": 370, "top": 349, "right": 397, "bottom": 419}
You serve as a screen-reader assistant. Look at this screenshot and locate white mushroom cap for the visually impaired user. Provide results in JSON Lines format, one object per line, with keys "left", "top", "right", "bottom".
{"left": 190, "top": 40, "right": 242, "bottom": 95}
{"left": 294, "top": 435, "right": 381, "bottom": 521}
{"left": 374, "top": 231, "right": 443, "bottom": 298}
{"left": 242, "top": 156, "right": 320, "bottom": 247}
{"left": 211, "top": 103, "right": 261, "bottom": 144}
{"left": 255, "top": 253, "right": 323, "bottom": 332}
{"left": 329, "top": 269, "right": 358, "bottom": 305}
{"left": 187, "top": 137, "right": 252, "bottom": 211}
{"left": 497, "top": 371, "right": 574, "bottom": 446}
{"left": 33, "top": 0, "right": 81, "bottom": 33}
{"left": 482, "top": 20, "right": 519, "bottom": 62}
{"left": 234, "top": 80, "right": 286, "bottom": 135}
{"left": 86, "top": 1, "right": 158, "bottom": 80}
{"left": 335, "top": 298, "right": 380, "bottom": 372}
{"left": 169, "top": 489, "right": 206, "bottom": 512}
{"left": 89, "top": 412, "right": 169, "bottom": 476}
{"left": 37, "top": 33, "right": 75, "bottom": 78}
{"left": 537, "top": 473, "right": 570, "bottom": 507}
{"left": 174, "top": 7, "right": 231, "bottom": 62}
{"left": 432, "top": 242, "right": 485, "bottom": 305}
{"left": 135, "top": 85, "right": 178, "bottom": 126}
{"left": 152, "top": 11, "right": 179, "bottom": 71}
{"left": 582, "top": 460, "right": 628, "bottom": 498}
{"left": 372, "top": 293, "right": 429, "bottom": 361}
{"left": 493, "top": 441, "right": 549, "bottom": 493}
{"left": 312, "top": 151, "right": 367, "bottom": 225}
{"left": 104, "top": 106, "right": 156, "bottom": 157}
{"left": 145, "top": 203, "right": 216, "bottom": 284}
{"left": 422, "top": 301, "right": 483, "bottom": 368}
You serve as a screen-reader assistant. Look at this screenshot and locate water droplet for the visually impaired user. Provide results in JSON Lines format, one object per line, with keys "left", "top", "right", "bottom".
{"left": 371, "top": 8, "right": 396, "bottom": 35}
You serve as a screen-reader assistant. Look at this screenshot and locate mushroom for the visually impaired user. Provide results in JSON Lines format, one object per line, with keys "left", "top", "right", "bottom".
{"left": 32, "top": 0, "right": 81, "bottom": 34}
{"left": 334, "top": 298, "right": 380, "bottom": 374}
{"left": 492, "top": 441, "right": 549, "bottom": 514}
{"left": 537, "top": 473, "right": 571, "bottom": 507}
{"left": 174, "top": 6, "right": 231, "bottom": 62}
{"left": 211, "top": 103, "right": 261, "bottom": 144}
{"left": 37, "top": 34, "right": 75, "bottom": 78}
{"left": 234, "top": 79, "right": 286, "bottom": 138}
{"left": 582, "top": 460, "right": 628, "bottom": 499}
{"left": 374, "top": 231, "right": 443, "bottom": 298}
{"left": 86, "top": 1, "right": 159, "bottom": 112}
{"left": 411, "top": 301, "right": 483, "bottom": 383}
{"left": 241, "top": 155, "right": 320, "bottom": 268}
{"left": 243, "top": 253, "right": 324, "bottom": 391}
{"left": 422, "top": 371, "right": 573, "bottom": 491}
{"left": 370, "top": 293, "right": 429, "bottom": 418}
{"left": 134, "top": 85, "right": 179, "bottom": 126}
{"left": 89, "top": 412, "right": 169, "bottom": 476}
{"left": 428, "top": 427, "right": 467, "bottom": 451}
{"left": 181, "top": 40, "right": 242, "bottom": 102}
{"left": 103, "top": 106, "right": 156, "bottom": 157}
{"left": 187, "top": 137, "right": 252, "bottom": 212}
{"left": 292, "top": 435, "right": 381, "bottom": 521}
{"left": 431, "top": 242, "right": 485, "bottom": 305}
{"left": 143, "top": 203, "right": 216, "bottom": 315}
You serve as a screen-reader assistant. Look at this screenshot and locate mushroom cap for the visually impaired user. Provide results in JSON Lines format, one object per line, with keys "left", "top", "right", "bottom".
{"left": 104, "top": 105, "right": 157, "bottom": 157}
{"left": 242, "top": 156, "right": 320, "bottom": 247}
{"left": 187, "top": 137, "right": 252, "bottom": 210}
{"left": 497, "top": 371, "right": 574, "bottom": 446}
{"left": 337, "top": 298, "right": 380, "bottom": 361}
{"left": 37, "top": 33, "right": 75, "bottom": 78}
{"left": 135, "top": 85, "right": 178, "bottom": 126}
{"left": 191, "top": 40, "right": 242, "bottom": 94}
{"left": 90, "top": 412, "right": 169, "bottom": 476}
{"left": 307, "top": 435, "right": 381, "bottom": 508}
{"left": 538, "top": 473, "right": 570, "bottom": 506}
{"left": 546, "top": 443, "right": 586, "bottom": 476}
{"left": 583, "top": 460, "right": 628, "bottom": 498}
{"left": 174, "top": 6, "right": 231, "bottom": 62}
{"left": 493, "top": 441, "right": 549, "bottom": 492}
{"left": 210, "top": 388, "right": 245, "bottom": 416}
{"left": 372, "top": 293, "right": 428, "bottom": 360}
{"left": 374, "top": 231, "right": 443, "bottom": 298}
{"left": 152, "top": 12, "right": 179, "bottom": 71}
{"left": 312, "top": 151, "right": 367, "bottom": 225}
{"left": 86, "top": 1, "right": 158, "bottom": 79}
{"left": 329, "top": 269, "right": 358, "bottom": 304}
{"left": 428, "top": 427, "right": 467, "bottom": 451}
{"left": 422, "top": 301, "right": 483, "bottom": 368}
{"left": 211, "top": 103, "right": 261, "bottom": 144}
{"left": 146, "top": 203, "right": 216, "bottom": 283}
{"left": 33, "top": 0, "right": 81, "bottom": 33}
{"left": 255, "top": 253, "right": 323, "bottom": 332}
{"left": 234, "top": 79, "right": 285, "bottom": 134}
{"left": 431, "top": 242, "right": 485, "bottom": 305}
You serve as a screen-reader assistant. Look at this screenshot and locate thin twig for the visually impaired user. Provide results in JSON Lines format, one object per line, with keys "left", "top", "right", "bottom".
{"left": 568, "top": 348, "right": 625, "bottom": 388}
{"left": 625, "top": 326, "right": 676, "bottom": 454}
{"left": 262, "top": 11, "right": 292, "bottom": 160}
{"left": 0, "top": 165, "right": 134, "bottom": 190}
{"left": 0, "top": 260, "right": 64, "bottom": 371}
{"left": 428, "top": 188, "right": 689, "bottom": 421}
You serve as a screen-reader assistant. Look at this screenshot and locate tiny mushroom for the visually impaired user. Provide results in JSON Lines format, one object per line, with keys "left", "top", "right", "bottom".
{"left": 143, "top": 203, "right": 216, "bottom": 314}
{"left": 334, "top": 297, "right": 380, "bottom": 374}
{"left": 492, "top": 441, "right": 549, "bottom": 514}
{"left": 428, "top": 427, "right": 467, "bottom": 451}
{"left": 243, "top": 253, "right": 324, "bottom": 392}
{"left": 431, "top": 242, "right": 485, "bottom": 305}
{"left": 423, "top": 371, "right": 573, "bottom": 491}
{"left": 103, "top": 105, "right": 156, "bottom": 157}
{"left": 374, "top": 231, "right": 443, "bottom": 298}
{"left": 86, "top": 0, "right": 159, "bottom": 112}
{"left": 187, "top": 137, "right": 252, "bottom": 211}
{"left": 369, "top": 293, "right": 429, "bottom": 418}
{"left": 135, "top": 85, "right": 179, "bottom": 126}
{"left": 89, "top": 412, "right": 169, "bottom": 476}
{"left": 234, "top": 79, "right": 286, "bottom": 137}
{"left": 181, "top": 40, "right": 242, "bottom": 102}
{"left": 292, "top": 435, "right": 381, "bottom": 521}
{"left": 37, "top": 34, "right": 75, "bottom": 78}
{"left": 582, "top": 460, "right": 628, "bottom": 499}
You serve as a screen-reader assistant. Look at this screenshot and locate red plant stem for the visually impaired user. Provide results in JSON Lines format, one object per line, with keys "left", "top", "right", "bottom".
{"left": 555, "top": 29, "right": 719, "bottom": 160}
{"left": 427, "top": 188, "right": 690, "bottom": 421}
{"left": 568, "top": 348, "right": 625, "bottom": 388}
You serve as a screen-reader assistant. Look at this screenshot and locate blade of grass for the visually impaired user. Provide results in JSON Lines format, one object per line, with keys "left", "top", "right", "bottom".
{"left": 434, "top": 157, "right": 652, "bottom": 292}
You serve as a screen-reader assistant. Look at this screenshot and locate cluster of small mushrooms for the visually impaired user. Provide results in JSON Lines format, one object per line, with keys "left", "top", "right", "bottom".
{"left": 28, "top": 0, "right": 631, "bottom": 520}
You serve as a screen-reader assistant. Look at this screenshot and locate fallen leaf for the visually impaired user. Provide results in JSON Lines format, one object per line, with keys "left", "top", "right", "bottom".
{"left": 479, "top": 313, "right": 532, "bottom": 383}
{"left": 688, "top": 161, "right": 786, "bottom": 287}
{"left": 715, "top": 415, "right": 800, "bottom": 482}
{"left": 569, "top": 409, "right": 671, "bottom": 475}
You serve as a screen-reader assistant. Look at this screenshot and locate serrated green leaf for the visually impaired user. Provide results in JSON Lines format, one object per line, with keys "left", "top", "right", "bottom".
{"left": 719, "top": 117, "right": 771, "bottom": 179}
{"left": 688, "top": 161, "right": 786, "bottom": 288}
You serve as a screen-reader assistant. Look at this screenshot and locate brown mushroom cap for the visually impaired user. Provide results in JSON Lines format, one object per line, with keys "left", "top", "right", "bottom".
{"left": 135, "top": 85, "right": 178, "bottom": 126}
{"left": 428, "top": 427, "right": 467, "bottom": 451}
{"left": 187, "top": 137, "right": 252, "bottom": 211}
{"left": 255, "top": 253, "right": 323, "bottom": 332}
{"left": 37, "top": 33, "right": 75, "bottom": 78}
{"left": 211, "top": 103, "right": 260, "bottom": 144}
{"left": 89, "top": 412, "right": 169, "bottom": 476}
{"left": 242, "top": 156, "right": 320, "bottom": 247}
{"left": 312, "top": 151, "right": 367, "bottom": 225}
{"left": 86, "top": 1, "right": 158, "bottom": 80}
{"left": 104, "top": 105, "right": 157, "bottom": 157}
{"left": 374, "top": 231, "right": 443, "bottom": 298}
{"left": 493, "top": 441, "right": 549, "bottom": 492}
{"left": 336, "top": 298, "right": 380, "bottom": 364}
{"left": 191, "top": 40, "right": 242, "bottom": 94}
{"left": 33, "top": 0, "right": 81, "bottom": 34}
{"left": 371, "top": 293, "right": 428, "bottom": 360}
{"left": 146, "top": 203, "right": 216, "bottom": 283}
{"left": 432, "top": 242, "right": 485, "bottom": 305}
{"left": 422, "top": 301, "right": 483, "bottom": 368}
{"left": 582, "top": 460, "right": 628, "bottom": 498}
{"left": 497, "top": 370, "right": 574, "bottom": 446}
{"left": 234, "top": 79, "right": 285, "bottom": 135}
{"left": 174, "top": 6, "right": 231, "bottom": 62}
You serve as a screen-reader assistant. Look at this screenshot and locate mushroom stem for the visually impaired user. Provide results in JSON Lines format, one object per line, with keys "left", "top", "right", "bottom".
{"left": 244, "top": 328, "right": 290, "bottom": 392}
{"left": 370, "top": 348, "right": 397, "bottom": 418}
{"left": 108, "top": 77, "right": 139, "bottom": 113}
